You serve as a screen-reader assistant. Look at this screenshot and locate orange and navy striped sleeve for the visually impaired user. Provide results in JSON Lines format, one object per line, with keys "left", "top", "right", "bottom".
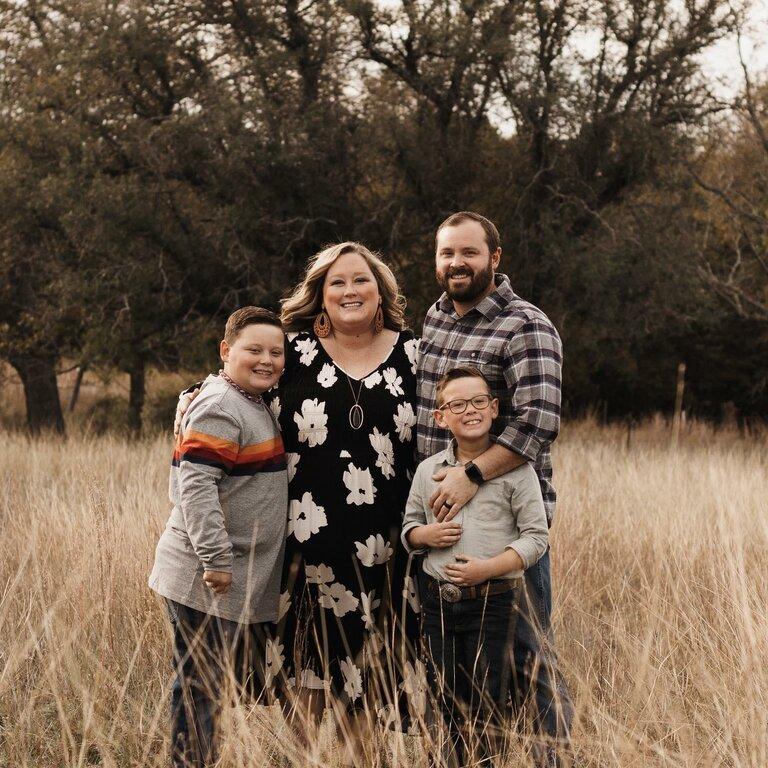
{"left": 232, "top": 435, "right": 286, "bottom": 475}
{"left": 173, "top": 429, "right": 286, "bottom": 475}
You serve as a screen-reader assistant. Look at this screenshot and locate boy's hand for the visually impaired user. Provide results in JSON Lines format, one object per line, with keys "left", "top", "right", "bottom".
{"left": 174, "top": 388, "right": 200, "bottom": 436}
{"left": 203, "top": 570, "right": 232, "bottom": 595}
{"left": 430, "top": 466, "right": 479, "bottom": 521}
{"left": 418, "top": 521, "right": 463, "bottom": 549}
{"left": 443, "top": 555, "right": 491, "bottom": 587}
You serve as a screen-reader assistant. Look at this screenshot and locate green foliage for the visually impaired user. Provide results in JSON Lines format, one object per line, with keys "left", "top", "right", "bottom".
{"left": 0, "top": 0, "right": 765, "bottom": 428}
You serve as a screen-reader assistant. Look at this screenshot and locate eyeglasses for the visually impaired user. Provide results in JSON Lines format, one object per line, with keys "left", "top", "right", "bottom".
{"left": 439, "top": 394, "right": 492, "bottom": 415}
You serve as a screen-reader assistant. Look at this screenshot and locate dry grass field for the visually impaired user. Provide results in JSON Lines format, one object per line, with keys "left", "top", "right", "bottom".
{"left": 1, "top": 417, "right": 766, "bottom": 767}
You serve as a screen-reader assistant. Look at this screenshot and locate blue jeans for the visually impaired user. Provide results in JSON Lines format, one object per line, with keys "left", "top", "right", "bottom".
{"left": 422, "top": 582, "right": 520, "bottom": 764}
{"left": 166, "top": 600, "right": 263, "bottom": 768}
{"left": 514, "top": 550, "right": 574, "bottom": 747}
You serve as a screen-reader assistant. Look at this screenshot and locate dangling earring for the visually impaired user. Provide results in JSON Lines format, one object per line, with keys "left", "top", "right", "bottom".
{"left": 374, "top": 304, "right": 384, "bottom": 335}
{"left": 314, "top": 308, "right": 331, "bottom": 338}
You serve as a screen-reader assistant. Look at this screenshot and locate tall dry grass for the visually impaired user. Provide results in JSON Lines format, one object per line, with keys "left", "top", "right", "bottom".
{"left": 1, "top": 419, "right": 766, "bottom": 767}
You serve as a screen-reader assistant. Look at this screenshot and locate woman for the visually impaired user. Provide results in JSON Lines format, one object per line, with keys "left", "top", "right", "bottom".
{"left": 268, "top": 243, "right": 421, "bottom": 748}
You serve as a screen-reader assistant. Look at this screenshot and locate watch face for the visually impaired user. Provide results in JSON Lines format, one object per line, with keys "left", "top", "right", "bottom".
{"left": 465, "top": 462, "right": 483, "bottom": 484}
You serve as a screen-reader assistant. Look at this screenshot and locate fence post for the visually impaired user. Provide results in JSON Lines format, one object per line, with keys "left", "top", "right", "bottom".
{"left": 673, "top": 362, "right": 686, "bottom": 443}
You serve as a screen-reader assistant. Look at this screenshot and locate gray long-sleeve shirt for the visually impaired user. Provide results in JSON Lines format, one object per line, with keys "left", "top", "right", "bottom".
{"left": 401, "top": 440, "right": 549, "bottom": 581}
{"left": 149, "top": 374, "right": 288, "bottom": 623}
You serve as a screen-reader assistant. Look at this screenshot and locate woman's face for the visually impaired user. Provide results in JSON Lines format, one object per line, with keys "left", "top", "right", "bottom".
{"left": 322, "top": 252, "right": 380, "bottom": 334}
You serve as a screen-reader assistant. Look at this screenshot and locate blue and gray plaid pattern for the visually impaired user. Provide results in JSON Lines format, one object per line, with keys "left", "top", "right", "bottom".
{"left": 416, "top": 274, "right": 562, "bottom": 523}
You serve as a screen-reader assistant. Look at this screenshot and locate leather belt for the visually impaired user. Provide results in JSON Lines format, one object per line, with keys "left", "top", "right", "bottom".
{"left": 425, "top": 575, "right": 521, "bottom": 604}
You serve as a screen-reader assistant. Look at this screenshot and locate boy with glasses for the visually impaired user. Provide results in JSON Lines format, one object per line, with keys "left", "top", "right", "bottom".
{"left": 402, "top": 365, "right": 549, "bottom": 765}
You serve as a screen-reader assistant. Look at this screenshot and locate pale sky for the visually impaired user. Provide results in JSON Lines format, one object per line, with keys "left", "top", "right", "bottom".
{"left": 375, "top": 0, "right": 768, "bottom": 95}
{"left": 701, "top": 0, "right": 768, "bottom": 94}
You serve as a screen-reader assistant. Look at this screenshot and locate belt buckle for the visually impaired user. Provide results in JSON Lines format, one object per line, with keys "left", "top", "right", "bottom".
{"left": 439, "top": 583, "right": 462, "bottom": 603}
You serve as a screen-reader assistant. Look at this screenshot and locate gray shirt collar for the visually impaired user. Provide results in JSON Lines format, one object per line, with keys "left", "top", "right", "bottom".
{"left": 435, "top": 436, "right": 498, "bottom": 467}
{"left": 434, "top": 439, "right": 461, "bottom": 467}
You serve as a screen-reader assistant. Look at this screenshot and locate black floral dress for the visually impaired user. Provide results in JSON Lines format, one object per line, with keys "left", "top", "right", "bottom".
{"left": 263, "top": 329, "right": 423, "bottom": 717}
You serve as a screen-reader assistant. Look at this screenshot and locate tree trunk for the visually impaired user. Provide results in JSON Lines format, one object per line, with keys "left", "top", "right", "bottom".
{"left": 9, "top": 354, "right": 66, "bottom": 435}
{"left": 127, "top": 357, "right": 146, "bottom": 436}
{"left": 68, "top": 364, "right": 87, "bottom": 413}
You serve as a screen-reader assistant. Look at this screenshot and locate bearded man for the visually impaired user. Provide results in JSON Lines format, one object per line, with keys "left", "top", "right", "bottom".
{"left": 415, "top": 211, "right": 573, "bottom": 765}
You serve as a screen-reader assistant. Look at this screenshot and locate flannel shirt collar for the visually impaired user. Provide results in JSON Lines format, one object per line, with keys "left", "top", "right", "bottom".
{"left": 436, "top": 273, "right": 516, "bottom": 321}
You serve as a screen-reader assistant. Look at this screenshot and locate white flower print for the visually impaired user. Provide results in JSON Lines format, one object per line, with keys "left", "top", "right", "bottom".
{"left": 296, "top": 667, "right": 327, "bottom": 690}
{"left": 360, "top": 590, "right": 381, "bottom": 629}
{"left": 286, "top": 452, "right": 300, "bottom": 482}
{"left": 277, "top": 590, "right": 291, "bottom": 621}
{"left": 343, "top": 463, "right": 377, "bottom": 505}
{"left": 294, "top": 398, "right": 328, "bottom": 446}
{"left": 340, "top": 657, "right": 363, "bottom": 701}
{"left": 317, "top": 362, "right": 337, "bottom": 388}
{"left": 400, "top": 660, "right": 428, "bottom": 717}
{"left": 339, "top": 450, "right": 351, "bottom": 458}
{"left": 382, "top": 367, "right": 404, "bottom": 397}
{"left": 319, "top": 582, "right": 359, "bottom": 617}
{"left": 269, "top": 396, "right": 282, "bottom": 421}
{"left": 393, "top": 402, "right": 416, "bottom": 443}
{"left": 363, "top": 370, "right": 382, "bottom": 389}
{"left": 355, "top": 534, "right": 394, "bottom": 567}
{"left": 403, "top": 575, "right": 421, "bottom": 614}
{"left": 265, "top": 638, "right": 285, "bottom": 685}
{"left": 295, "top": 336, "right": 319, "bottom": 366}
{"left": 369, "top": 427, "right": 395, "bottom": 479}
{"left": 404, "top": 337, "right": 419, "bottom": 374}
{"left": 305, "top": 562, "right": 335, "bottom": 584}
{"left": 288, "top": 492, "right": 328, "bottom": 542}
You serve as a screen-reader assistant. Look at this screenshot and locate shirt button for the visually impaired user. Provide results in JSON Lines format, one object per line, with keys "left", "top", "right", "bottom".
{"left": 471, "top": 352, "right": 477, "bottom": 358}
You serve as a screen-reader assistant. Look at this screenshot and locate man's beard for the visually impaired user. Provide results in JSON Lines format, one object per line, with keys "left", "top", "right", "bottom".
{"left": 436, "top": 261, "right": 494, "bottom": 303}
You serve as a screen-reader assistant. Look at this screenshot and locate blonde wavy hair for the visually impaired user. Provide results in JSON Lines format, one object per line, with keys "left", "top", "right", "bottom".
{"left": 281, "top": 242, "right": 407, "bottom": 332}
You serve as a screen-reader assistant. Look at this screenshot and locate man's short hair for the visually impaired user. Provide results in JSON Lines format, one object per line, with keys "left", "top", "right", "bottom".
{"left": 435, "top": 365, "right": 491, "bottom": 405}
{"left": 224, "top": 306, "right": 283, "bottom": 344}
{"left": 436, "top": 211, "right": 501, "bottom": 254}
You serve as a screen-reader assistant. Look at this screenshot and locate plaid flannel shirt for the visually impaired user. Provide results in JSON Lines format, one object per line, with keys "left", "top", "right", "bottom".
{"left": 416, "top": 274, "right": 562, "bottom": 523}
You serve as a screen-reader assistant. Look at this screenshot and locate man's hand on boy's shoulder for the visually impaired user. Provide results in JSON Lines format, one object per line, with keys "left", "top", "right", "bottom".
{"left": 430, "top": 465, "right": 478, "bottom": 521}
{"left": 203, "top": 570, "right": 232, "bottom": 595}
{"left": 174, "top": 387, "right": 201, "bottom": 436}
{"left": 431, "top": 444, "right": 528, "bottom": 521}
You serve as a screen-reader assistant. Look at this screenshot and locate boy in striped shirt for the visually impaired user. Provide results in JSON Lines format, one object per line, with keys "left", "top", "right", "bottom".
{"left": 149, "top": 306, "right": 288, "bottom": 768}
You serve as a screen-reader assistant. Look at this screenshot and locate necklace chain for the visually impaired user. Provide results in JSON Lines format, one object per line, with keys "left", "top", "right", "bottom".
{"left": 346, "top": 375, "right": 365, "bottom": 430}
{"left": 218, "top": 370, "right": 263, "bottom": 405}
{"left": 324, "top": 330, "right": 375, "bottom": 431}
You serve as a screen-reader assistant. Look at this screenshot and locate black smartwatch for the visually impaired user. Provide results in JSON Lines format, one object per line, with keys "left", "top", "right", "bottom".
{"left": 464, "top": 461, "right": 485, "bottom": 486}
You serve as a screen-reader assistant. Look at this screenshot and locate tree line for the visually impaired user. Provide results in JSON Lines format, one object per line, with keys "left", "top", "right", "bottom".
{"left": 0, "top": 0, "right": 766, "bottom": 434}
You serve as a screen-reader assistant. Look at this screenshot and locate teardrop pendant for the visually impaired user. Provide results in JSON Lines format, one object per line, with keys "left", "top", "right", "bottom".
{"left": 349, "top": 404, "right": 364, "bottom": 430}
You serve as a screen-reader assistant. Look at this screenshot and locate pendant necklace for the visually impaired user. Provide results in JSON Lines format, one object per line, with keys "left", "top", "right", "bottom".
{"left": 342, "top": 339, "right": 372, "bottom": 430}
{"left": 346, "top": 375, "right": 365, "bottom": 430}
